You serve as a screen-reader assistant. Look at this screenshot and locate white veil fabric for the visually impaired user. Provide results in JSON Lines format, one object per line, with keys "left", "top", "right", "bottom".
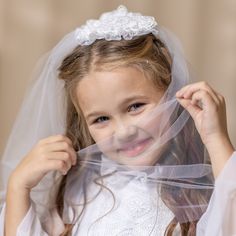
{"left": 0, "top": 5, "right": 214, "bottom": 234}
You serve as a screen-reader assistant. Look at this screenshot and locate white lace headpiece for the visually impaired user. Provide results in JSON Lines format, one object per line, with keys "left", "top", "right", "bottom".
{"left": 75, "top": 5, "right": 159, "bottom": 45}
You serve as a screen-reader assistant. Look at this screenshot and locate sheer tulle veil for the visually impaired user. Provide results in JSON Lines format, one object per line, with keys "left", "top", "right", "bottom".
{"left": 0, "top": 5, "right": 214, "bottom": 231}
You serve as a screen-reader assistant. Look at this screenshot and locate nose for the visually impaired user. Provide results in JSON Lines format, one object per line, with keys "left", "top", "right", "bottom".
{"left": 115, "top": 122, "right": 138, "bottom": 142}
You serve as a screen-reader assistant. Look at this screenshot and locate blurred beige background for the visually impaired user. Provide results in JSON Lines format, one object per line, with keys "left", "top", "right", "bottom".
{"left": 0, "top": 0, "right": 236, "bottom": 157}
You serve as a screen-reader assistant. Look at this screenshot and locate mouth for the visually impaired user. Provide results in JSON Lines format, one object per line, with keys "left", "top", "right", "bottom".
{"left": 117, "top": 138, "right": 153, "bottom": 158}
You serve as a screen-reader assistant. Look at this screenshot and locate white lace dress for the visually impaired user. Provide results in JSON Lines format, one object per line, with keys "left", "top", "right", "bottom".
{"left": 1, "top": 152, "right": 236, "bottom": 236}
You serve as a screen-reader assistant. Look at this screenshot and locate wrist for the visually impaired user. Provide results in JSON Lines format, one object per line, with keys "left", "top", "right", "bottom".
{"left": 205, "top": 133, "right": 234, "bottom": 155}
{"left": 8, "top": 172, "right": 31, "bottom": 194}
{"left": 204, "top": 133, "right": 234, "bottom": 177}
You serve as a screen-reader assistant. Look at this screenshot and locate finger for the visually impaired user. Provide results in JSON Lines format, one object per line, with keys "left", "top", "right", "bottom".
{"left": 176, "top": 82, "right": 217, "bottom": 101}
{"left": 44, "top": 142, "right": 77, "bottom": 165}
{"left": 176, "top": 84, "right": 191, "bottom": 97}
{"left": 45, "top": 152, "right": 74, "bottom": 169}
{"left": 177, "top": 97, "right": 201, "bottom": 119}
{"left": 44, "top": 159, "right": 71, "bottom": 175}
{"left": 190, "top": 89, "right": 217, "bottom": 113}
{"left": 38, "top": 134, "right": 73, "bottom": 146}
{"left": 215, "top": 92, "right": 226, "bottom": 106}
{"left": 176, "top": 82, "right": 219, "bottom": 104}
{"left": 39, "top": 152, "right": 72, "bottom": 171}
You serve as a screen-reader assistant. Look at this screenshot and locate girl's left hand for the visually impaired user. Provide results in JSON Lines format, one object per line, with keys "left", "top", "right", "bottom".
{"left": 176, "top": 81, "right": 234, "bottom": 177}
{"left": 176, "top": 81, "right": 227, "bottom": 145}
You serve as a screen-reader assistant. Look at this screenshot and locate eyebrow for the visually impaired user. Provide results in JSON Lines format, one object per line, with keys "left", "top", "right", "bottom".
{"left": 85, "top": 95, "right": 149, "bottom": 120}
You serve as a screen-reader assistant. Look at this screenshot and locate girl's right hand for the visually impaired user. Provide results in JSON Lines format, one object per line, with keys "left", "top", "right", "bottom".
{"left": 8, "top": 134, "right": 77, "bottom": 190}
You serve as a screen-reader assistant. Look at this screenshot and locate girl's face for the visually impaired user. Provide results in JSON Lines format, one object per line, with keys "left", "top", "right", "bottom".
{"left": 76, "top": 66, "right": 166, "bottom": 166}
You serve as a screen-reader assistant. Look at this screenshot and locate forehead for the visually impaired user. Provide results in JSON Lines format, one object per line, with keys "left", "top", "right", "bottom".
{"left": 75, "top": 67, "right": 163, "bottom": 111}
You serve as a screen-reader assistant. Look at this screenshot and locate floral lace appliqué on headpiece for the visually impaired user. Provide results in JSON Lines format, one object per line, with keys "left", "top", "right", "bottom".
{"left": 75, "top": 5, "right": 159, "bottom": 45}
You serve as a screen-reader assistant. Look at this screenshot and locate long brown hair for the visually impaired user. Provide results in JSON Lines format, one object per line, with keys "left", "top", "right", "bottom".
{"left": 56, "top": 34, "right": 208, "bottom": 235}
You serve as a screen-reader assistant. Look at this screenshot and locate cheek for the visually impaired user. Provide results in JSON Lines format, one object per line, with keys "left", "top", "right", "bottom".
{"left": 88, "top": 126, "right": 116, "bottom": 158}
{"left": 88, "top": 126, "right": 114, "bottom": 143}
{"left": 140, "top": 111, "right": 170, "bottom": 140}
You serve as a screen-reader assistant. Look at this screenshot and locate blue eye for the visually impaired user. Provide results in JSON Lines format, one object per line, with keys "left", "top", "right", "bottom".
{"left": 94, "top": 116, "right": 109, "bottom": 124}
{"left": 127, "top": 103, "right": 145, "bottom": 112}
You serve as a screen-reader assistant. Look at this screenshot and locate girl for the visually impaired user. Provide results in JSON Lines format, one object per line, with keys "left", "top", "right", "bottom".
{"left": 0, "top": 5, "right": 235, "bottom": 236}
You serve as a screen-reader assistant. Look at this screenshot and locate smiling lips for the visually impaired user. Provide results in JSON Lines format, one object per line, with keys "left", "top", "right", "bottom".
{"left": 118, "top": 138, "right": 152, "bottom": 157}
